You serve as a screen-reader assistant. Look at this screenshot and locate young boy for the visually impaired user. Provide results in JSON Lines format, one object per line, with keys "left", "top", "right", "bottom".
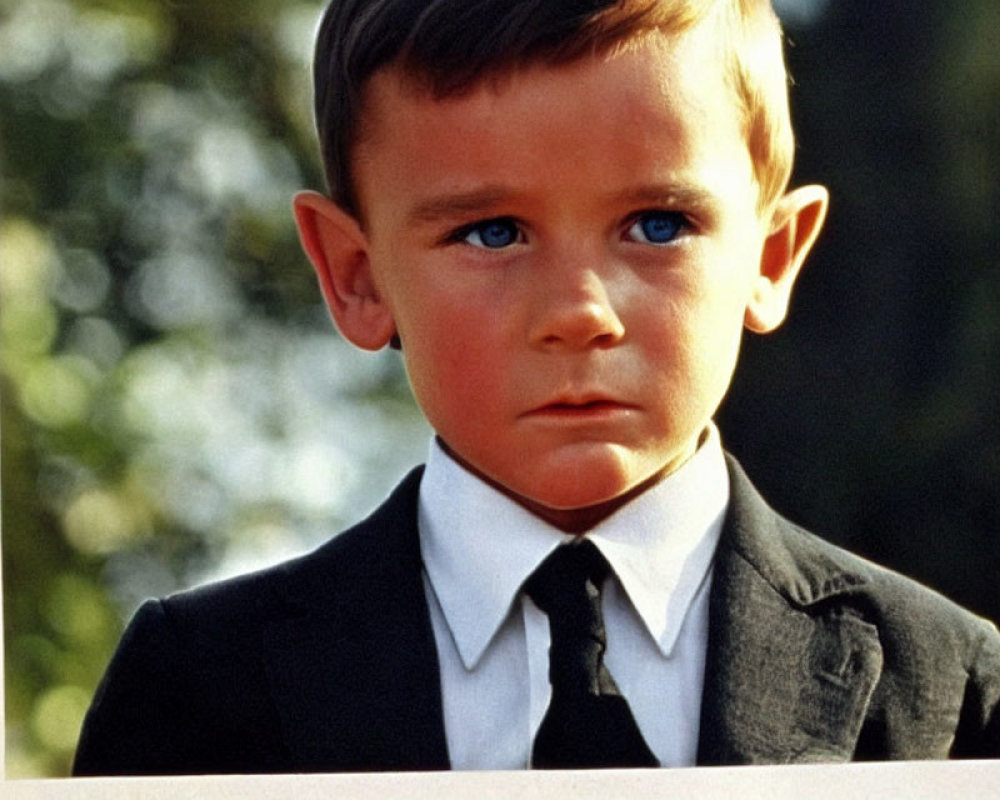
{"left": 74, "top": 0, "right": 1000, "bottom": 774}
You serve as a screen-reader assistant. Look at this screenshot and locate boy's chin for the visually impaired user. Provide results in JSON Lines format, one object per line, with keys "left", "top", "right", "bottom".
{"left": 440, "top": 437, "right": 689, "bottom": 532}
{"left": 505, "top": 468, "right": 673, "bottom": 534}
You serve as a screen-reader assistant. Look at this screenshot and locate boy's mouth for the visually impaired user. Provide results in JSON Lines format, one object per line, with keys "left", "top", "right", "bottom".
{"left": 547, "top": 400, "right": 620, "bottom": 411}
{"left": 524, "top": 395, "right": 637, "bottom": 418}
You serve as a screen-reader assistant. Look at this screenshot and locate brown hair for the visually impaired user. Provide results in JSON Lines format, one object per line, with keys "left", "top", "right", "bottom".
{"left": 312, "top": 0, "right": 794, "bottom": 216}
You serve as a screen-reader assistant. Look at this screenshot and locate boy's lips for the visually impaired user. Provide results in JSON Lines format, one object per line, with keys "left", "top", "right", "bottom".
{"left": 521, "top": 394, "right": 638, "bottom": 419}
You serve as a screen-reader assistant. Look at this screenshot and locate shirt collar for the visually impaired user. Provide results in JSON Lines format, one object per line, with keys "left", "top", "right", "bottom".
{"left": 418, "top": 426, "right": 729, "bottom": 669}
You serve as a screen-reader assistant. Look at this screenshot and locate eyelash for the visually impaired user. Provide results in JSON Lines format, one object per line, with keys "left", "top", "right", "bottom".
{"left": 447, "top": 210, "right": 692, "bottom": 250}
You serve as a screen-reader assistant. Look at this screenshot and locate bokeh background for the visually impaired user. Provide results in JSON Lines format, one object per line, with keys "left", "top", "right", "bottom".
{"left": 1, "top": 0, "right": 997, "bottom": 778}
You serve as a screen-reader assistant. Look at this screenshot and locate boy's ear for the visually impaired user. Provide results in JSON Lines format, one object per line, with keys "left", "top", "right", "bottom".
{"left": 745, "top": 185, "right": 829, "bottom": 333}
{"left": 292, "top": 191, "right": 397, "bottom": 350}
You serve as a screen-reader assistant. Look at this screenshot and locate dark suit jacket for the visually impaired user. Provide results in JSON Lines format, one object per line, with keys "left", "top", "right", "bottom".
{"left": 73, "top": 457, "right": 1000, "bottom": 775}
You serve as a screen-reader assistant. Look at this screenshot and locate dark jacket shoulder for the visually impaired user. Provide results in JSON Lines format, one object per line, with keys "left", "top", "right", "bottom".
{"left": 699, "top": 456, "right": 1000, "bottom": 763}
{"left": 73, "top": 467, "right": 443, "bottom": 775}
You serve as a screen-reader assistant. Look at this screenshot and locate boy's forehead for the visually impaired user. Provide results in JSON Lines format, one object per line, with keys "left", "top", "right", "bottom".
{"left": 351, "top": 27, "right": 759, "bottom": 226}
{"left": 358, "top": 23, "right": 735, "bottom": 147}
{"left": 313, "top": 0, "right": 791, "bottom": 215}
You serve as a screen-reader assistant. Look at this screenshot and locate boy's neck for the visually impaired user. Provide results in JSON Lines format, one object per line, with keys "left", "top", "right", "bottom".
{"left": 436, "top": 436, "right": 704, "bottom": 535}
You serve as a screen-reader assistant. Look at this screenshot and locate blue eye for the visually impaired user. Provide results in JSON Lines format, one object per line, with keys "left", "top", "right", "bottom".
{"left": 461, "top": 218, "right": 521, "bottom": 249}
{"left": 628, "top": 212, "right": 686, "bottom": 245}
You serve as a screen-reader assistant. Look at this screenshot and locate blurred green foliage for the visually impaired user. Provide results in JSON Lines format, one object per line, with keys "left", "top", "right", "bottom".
{"left": 1, "top": 0, "right": 997, "bottom": 779}
{"left": 1, "top": 0, "right": 428, "bottom": 777}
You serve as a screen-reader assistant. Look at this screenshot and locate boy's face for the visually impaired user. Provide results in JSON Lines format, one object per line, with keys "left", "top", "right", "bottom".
{"left": 298, "top": 26, "right": 826, "bottom": 530}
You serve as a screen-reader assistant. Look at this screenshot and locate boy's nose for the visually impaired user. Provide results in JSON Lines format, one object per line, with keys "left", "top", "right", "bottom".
{"left": 527, "top": 262, "right": 626, "bottom": 351}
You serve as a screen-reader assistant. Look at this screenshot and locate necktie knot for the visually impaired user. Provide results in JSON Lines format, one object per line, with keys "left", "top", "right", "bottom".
{"left": 524, "top": 539, "right": 608, "bottom": 620}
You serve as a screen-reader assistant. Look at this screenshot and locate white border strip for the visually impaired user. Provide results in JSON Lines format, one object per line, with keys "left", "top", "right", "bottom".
{"left": 6, "top": 761, "right": 1000, "bottom": 799}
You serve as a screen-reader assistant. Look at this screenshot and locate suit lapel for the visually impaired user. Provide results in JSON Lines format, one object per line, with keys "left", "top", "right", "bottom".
{"left": 698, "top": 457, "right": 884, "bottom": 764}
{"left": 261, "top": 468, "right": 450, "bottom": 771}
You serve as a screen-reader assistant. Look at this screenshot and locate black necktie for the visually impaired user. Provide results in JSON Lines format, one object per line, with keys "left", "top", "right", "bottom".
{"left": 524, "top": 539, "right": 659, "bottom": 769}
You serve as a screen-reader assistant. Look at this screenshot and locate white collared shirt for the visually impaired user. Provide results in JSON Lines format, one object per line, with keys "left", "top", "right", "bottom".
{"left": 417, "top": 425, "right": 730, "bottom": 769}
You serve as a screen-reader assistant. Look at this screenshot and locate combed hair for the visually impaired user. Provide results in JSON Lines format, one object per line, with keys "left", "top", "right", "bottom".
{"left": 313, "top": 0, "right": 795, "bottom": 216}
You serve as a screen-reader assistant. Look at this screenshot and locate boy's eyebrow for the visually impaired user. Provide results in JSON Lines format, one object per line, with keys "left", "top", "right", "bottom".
{"left": 406, "top": 187, "right": 512, "bottom": 226}
{"left": 613, "top": 183, "right": 720, "bottom": 215}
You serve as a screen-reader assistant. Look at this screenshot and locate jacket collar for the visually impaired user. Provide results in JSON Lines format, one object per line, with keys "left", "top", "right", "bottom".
{"left": 697, "top": 455, "right": 884, "bottom": 764}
